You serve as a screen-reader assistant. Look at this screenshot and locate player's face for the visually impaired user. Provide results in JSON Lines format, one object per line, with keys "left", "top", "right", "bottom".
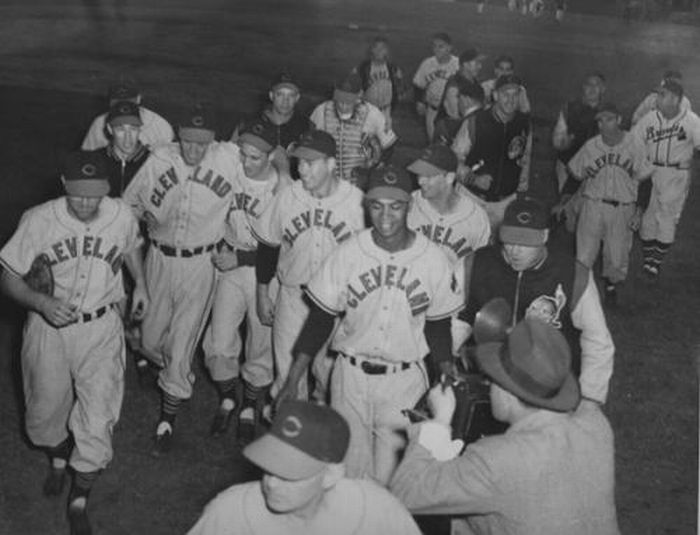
{"left": 432, "top": 39, "right": 452, "bottom": 62}
{"left": 240, "top": 142, "right": 271, "bottom": 179}
{"left": 334, "top": 99, "right": 356, "bottom": 120}
{"left": 502, "top": 243, "right": 546, "bottom": 272}
{"left": 261, "top": 471, "right": 324, "bottom": 514}
{"left": 418, "top": 173, "right": 449, "bottom": 200}
{"left": 494, "top": 61, "right": 514, "bottom": 78}
{"left": 270, "top": 87, "right": 300, "bottom": 116}
{"left": 298, "top": 157, "right": 333, "bottom": 195}
{"left": 370, "top": 41, "right": 389, "bottom": 63}
{"left": 367, "top": 198, "right": 410, "bottom": 240}
{"left": 180, "top": 139, "right": 209, "bottom": 166}
{"left": 494, "top": 86, "right": 520, "bottom": 116}
{"left": 582, "top": 76, "right": 605, "bottom": 104}
{"left": 461, "top": 59, "right": 482, "bottom": 79}
{"left": 656, "top": 88, "right": 680, "bottom": 116}
{"left": 110, "top": 124, "right": 140, "bottom": 156}
{"left": 66, "top": 196, "right": 102, "bottom": 223}
{"left": 596, "top": 114, "right": 621, "bottom": 136}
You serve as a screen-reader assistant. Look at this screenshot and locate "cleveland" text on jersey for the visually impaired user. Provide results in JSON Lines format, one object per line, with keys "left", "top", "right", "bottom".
{"left": 46, "top": 235, "right": 123, "bottom": 274}
{"left": 346, "top": 264, "right": 430, "bottom": 316}
{"left": 282, "top": 209, "right": 352, "bottom": 247}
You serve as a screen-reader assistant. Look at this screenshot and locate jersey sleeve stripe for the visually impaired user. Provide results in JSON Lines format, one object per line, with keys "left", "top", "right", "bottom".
{"left": 249, "top": 226, "right": 279, "bottom": 248}
{"left": 426, "top": 303, "right": 465, "bottom": 322}
{"left": 304, "top": 287, "right": 342, "bottom": 316}
{"left": 0, "top": 257, "right": 24, "bottom": 279}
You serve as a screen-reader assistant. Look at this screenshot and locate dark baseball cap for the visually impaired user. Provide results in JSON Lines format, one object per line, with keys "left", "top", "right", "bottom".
{"left": 333, "top": 74, "right": 363, "bottom": 105}
{"left": 291, "top": 130, "right": 336, "bottom": 161}
{"left": 407, "top": 144, "right": 458, "bottom": 177}
{"left": 106, "top": 101, "right": 142, "bottom": 127}
{"left": 179, "top": 105, "right": 216, "bottom": 144}
{"left": 659, "top": 78, "right": 684, "bottom": 99}
{"left": 108, "top": 81, "right": 139, "bottom": 102}
{"left": 460, "top": 47, "right": 486, "bottom": 64}
{"left": 499, "top": 196, "right": 549, "bottom": 246}
{"left": 494, "top": 74, "right": 523, "bottom": 91}
{"left": 457, "top": 78, "right": 485, "bottom": 102}
{"left": 270, "top": 71, "right": 300, "bottom": 93}
{"left": 595, "top": 102, "right": 620, "bottom": 119}
{"left": 238, "top": 120, "right": 277, "bottom": 153}
{"left": 365, "top": 164, "right": 413, "bottom": 202}
{"left": 243, "top": 401, "right": 350, "bottom": 480}
{"left": 63, "top": 151, "right": 110, "bottom": 198}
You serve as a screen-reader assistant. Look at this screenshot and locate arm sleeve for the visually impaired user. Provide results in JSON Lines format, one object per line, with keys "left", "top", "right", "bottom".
{"left": 81, "top": 114, "right": 108, "bottom": 151}
{"left": 517, "top": 126, "right": 533, "bottom": 191}
{"left": 424, "top": 317, "right": 452, "bottom": 370}
{"left": 552, "top": 109, "right": 570, "bottom": 151}
{"left": 309, "top": 104, "right": 325, "bottom": 130}
{"left": 0, "top": 210, "right": 39, "bottom": 276}
{"left": 631, "top": 93, "right": 655, "bottom": 127}
{"left": 292, "top": 299, "right": 336, "bottom": 358}
{"left": 255, "top": 243, "right": 280, "bottom": 284}
{"left": 451, "top": 118, "right": 473, "bottom": 164}
{"left": 567, "top": 144, "right": 587, "bottom": 181}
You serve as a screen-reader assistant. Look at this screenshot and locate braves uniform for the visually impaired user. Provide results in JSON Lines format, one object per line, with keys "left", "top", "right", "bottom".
{"left": 251, "top": 179, "right": 365, "bottom": 398}
{"left": 0, "top": 196, "right": 139, "bottom": 474}
{"left": 82, "top": 107, "right": 174, "bottom": 151}
{"left": 413, "top": 54, "right": 460, "bottom": 140}
{"left": 122, "top": 141, "right": 243, "bottom": 400}
{"left": 631, "top": 91, "right": 691, "bottom": 126}
{"left": 568, "top": 133, "right": 653, "bottom": 283}
{"left": 202, "top": 168, "right": 290, "bottom": 390}
{"left": 306, "top": 229, "right": 462, "bottom": 484}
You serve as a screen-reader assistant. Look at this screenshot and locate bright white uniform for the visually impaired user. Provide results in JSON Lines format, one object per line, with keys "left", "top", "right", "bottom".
{"left": 82, "top": 107, "right": 174, "bottom": 150}
{"left": 310, "top": 100, "right": 397, "bottom": 182}
{"left": 202, "top": 169, "right": 290, "bottom": 388}
{"left": 306, "top": 229, "right": 463, "bottom": 485}
{"left": 631, "top": 92, "right": 691, "bottom": 126}
{"left": 631, "top": 109, "right": 700, "bottom": 244}
{"left": 0, "top": 197, "right": 139, "bottom": 473}
{"left": 568, "top": 133, "right": 653, "bottom": 283}
{"left": 187, "top": 478, "right": 422, "bottom": 535}
{"left": 413, "top": 55, "right": 460, "bottom": 140}
{"left": 252, "top": 180, "right": 365, "bottom": 398}
{"left": 123, "top": 141, "right": 243, "bottom": 399}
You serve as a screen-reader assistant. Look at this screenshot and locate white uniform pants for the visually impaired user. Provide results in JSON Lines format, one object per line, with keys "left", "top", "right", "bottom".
{"left": 22, "top": 309, "right": 125, "bottom": 473}
{"left": 640, "top": 167, "right": 691, "bottom": 244}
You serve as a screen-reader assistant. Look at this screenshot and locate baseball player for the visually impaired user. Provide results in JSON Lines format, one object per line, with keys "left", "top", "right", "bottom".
{"left": 122, "top": 105, "right": 245, "bottom": 455}
{"left": 309, "top": 74, "right": 397, "bottom": 186}
{"left": 631, "top": 78, "right": 700, "bottom": 281}
{"left": 231, "top": 72, "right": 312, "bottom": 176}
{"left": 481, "top": 55, "right": 531, "bottom": 113}
{"left": 449, "top": 48, "right": 486, "bottom": 90}
{"left": 413, "top": 33, "right": 460, "bottom": 142}
{"left": 433, "top": 77, "right": 485, "bottom": 148}
{"left": 631, "top": 70, "right": 692, "bottom": 126}
{"left": 202, "top": 120, "right": 291, "bottom": 440}
{"left": 82, "top": 81, "right": 174, "bottom": 151}
{"left": 0, "top": 151, "right": 148, "bottom": 535}
{"left": 252, "top": 130, "right": 365, "bottom": 404}
{"left": 276, "top": 165, "right": 463, "bottom": 485}
{"left": 567, "top": 102, "right": 653, "bottom": 304}
{"left": 406, "top": 144, "right": 491, "bottom": 355}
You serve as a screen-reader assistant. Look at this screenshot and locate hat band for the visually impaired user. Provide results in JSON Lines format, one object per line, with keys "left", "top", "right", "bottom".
{"left": 179, "top": 127, "right": 215, "bottom": 143}
{"left": 64, "top": 178, "right": 110, "bottom": 198}
{"left": 365, "top": 185, "right": 411, "bottom": 203}
{"left": 498, "top": 340, "right": 560, "bottom": 399}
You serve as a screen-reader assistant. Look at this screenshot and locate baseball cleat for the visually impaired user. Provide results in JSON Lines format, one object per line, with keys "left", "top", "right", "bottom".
{"left": 210, "top": 406, "right": 236, "bottom": 437}
{"left": 67, "top": 500, "right": 92, "bottom": 535}
{"left": 42, "top": 467, "right": 67, "bottom": 497}
{"left": 604, "top": 285, "right": 617, "bottom": 307}
{"left": 151, "top": 422, "right": 174, "bottom": 457}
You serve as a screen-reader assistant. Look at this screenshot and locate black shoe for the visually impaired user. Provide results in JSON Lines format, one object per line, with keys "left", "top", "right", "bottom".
{"left": 237, "top": 407, "right": 263, "bottom": 446}
{"left": 210, "top": 407, "right": 235, "bottom": 437}
{"left": 68, "top": 500, "right": 92, "bottom": 535}
{"left": 604, "top": 284, "right": 617, "bottom": 307}
{"left": 43, "top": 467, "right": 67, "bottom": 497}
{"left": 642, "top": 264, "right": 659, "bottom": 283}
{"left": 151, "top": 423, "right": 174, "bottom": 457}
{"left": 135, "top": 358, "right": 158, "bottom": 390}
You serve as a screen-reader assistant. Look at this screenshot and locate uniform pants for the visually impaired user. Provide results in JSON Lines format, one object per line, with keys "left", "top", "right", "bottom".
{"left": 577, "top": 199, "right": 636, "bottom": 283}
{"left": 272, "top": 284, "right": 334, "bottom": 400}
{"left": 203, "top": 266, "right": 278, "bottom": 388}
{"left": 140, "top": 248, "right": 216, "bottom": 399}
{"left": 331, "top": 356, "right": 428, "bottom": 486}
{"left": 22, "top": 309, "right": 125, "bottom": 473}
{"left": 640, "top": 168, "right": 690, "bottom": 244}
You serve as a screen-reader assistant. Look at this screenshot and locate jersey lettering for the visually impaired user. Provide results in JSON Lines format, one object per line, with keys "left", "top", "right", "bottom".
{"left": 416, "top": 224, "right": 472, "bottom": 259}
{"left": 644, "top": 124, "right": 685, "bottom": 144}
{"left": 346, "top": 264, "right": 430, "bottom": 316}
{"left": 282, "top": 209, "right": 352, "bottom": 247}
{"left": 48, "top": 236, "right": 123, "bottom": 274}
{"left": 583, "top": 152, "right": 633, "bottom": 179}
{"left": 189, "top": 167, "right": 232, "bottom": 198}
{"left": 231, "top": 192, "right": 262, "bottom": 218}
{"left": 150, "top": 168, "right": 179, "bottom": 207}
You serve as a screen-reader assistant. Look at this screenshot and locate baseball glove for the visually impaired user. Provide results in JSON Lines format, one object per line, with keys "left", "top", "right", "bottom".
{"left": 23, "top": 253, "right": 54, "bottom": 296}
{"left": 360, "top": 134, "right": 383, "bottom": 169}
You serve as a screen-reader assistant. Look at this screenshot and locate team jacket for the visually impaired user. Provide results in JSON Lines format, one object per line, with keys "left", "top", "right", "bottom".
{"left": 236, "top": 110, "right": 312, "bottom": 153}
{"left": 93, "top": 143, "right": 151, "bottom": 197}
{"left": 459, "top": 245, "right": 614, "bottom": 403}
{"left": 554, "top": 100, "right": 600, "bottom": 164}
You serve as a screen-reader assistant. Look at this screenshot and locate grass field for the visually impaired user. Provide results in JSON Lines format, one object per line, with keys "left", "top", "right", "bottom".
{"left": 0, "top": 1, "right": 697, "bottom": 533}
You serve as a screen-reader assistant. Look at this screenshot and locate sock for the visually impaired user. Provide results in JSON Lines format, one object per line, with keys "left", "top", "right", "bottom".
{"left": 46, "top": 436, "right": 73, "bottom": 469}
{"left": 641, "top": 239, "right": 655, "bottom": 265}
{"left": 69, "top": 471, "right": 99, "bottom": 506}
{"left": 160, "top": 391, "right": 182, "bottom": 426}
{"left": 216, "top": 377, "right": 241, "bottom": 403}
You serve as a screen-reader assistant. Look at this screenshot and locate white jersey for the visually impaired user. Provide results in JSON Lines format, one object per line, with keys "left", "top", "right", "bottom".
{"left": 631, "top": 91, "right": 692, "bottom": 126}
{"left": 631, "top": 109, "right": 700, "bottom": 170}
{"left": 251, "top": 180, "right": 365, "bottom": 287}
{"left": 568, "top": 132, "right": 654, "bottom": 203}
{"left": 0, "top": 197, "right": 139, "bottom": 312}
{"left": 123, "top": 141, "right": 244, "bottom": 247}
{"left": 412, "top": 55, "right": 460, "bottom": 108}
{"left": 306, "top": 229, "right": 463, "bottom": 363}
{"left": 81, "top": 106, "right": 174, "bottom": 150}
{"left": 407, "top": 191, "right": 491, "bottom": 265}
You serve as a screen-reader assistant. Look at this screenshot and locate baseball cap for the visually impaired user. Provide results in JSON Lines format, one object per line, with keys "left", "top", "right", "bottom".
{"left": 595, "top": 102, "right": 620, "bottom": 119}
{"left": 243, "top": 401, "right": 350, "bottom": 480}
{"left": 432, "top": 32, "right": 452, "bottom": 45}
{"left": 106, "top": 101, "right": 143, "bottom": 127}
{"left": 457, "top": 78, "right": 485, "bottom": 102}
{"left": 63, "top": 151, "right": 110, "bottom": 198}
{"left": 460, "top": 47, "right": 486, "bottom": 64}
{"left": 499, "top": 196, "right": 549, "bottom": 246}
{"left": 178, "top": 105, "right": 216, "bottom": 144}
{"left": 238, "top": 120, "right": 277, "bottom": 153}
{"left": 407, "top": 144, "right": 458, "bottom": 177}
{"left": 291, "top": 130, "right": 336, "bottom": 161}
{"left": 365, "top": 164, "right": 412, "bottom": 203}
{"left": 333, "top": 74, "right": 363, "bottom": 105}
{"left": 662, "top": 69, "right": 682, "bottom": 82}
{"left": 659, "top": 78, "right": 684, "bottom": 99}
{"left": 108, "top": 81, "right": 139, "bottom": 102}
{"left": 494, "top": 74, "right": 523, "bottom": 92}
{"left": 270, "top": 71, "right": 300, "bottom": 93}
{"left": 476, "top": 318, "right": 580, "bottom": 412}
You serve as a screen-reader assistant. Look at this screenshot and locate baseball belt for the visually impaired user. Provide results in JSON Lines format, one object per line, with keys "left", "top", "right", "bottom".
{"left": 151, "top": 239, "right": 217, "bottom": 258}
{"left": 583, "top": 195, "right": 635, "bottom": 208}
{"left": 76, "top": 304, "right": 113, "bottom": 324}
{"left": 343, "top": 354, "right": 413, "bottom": 375}
{"left": 652, "top": 161, "right": 689, "bottom": 170}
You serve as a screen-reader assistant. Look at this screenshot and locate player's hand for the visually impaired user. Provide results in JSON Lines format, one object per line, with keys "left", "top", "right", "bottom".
{"left": 415, "top": 102, "right": 427, "bottom": 117}
{"left": 629, "top": 207, "right": 642, "bottom": 232}
{"left": 37, "top": 296, "right": 78, "bottom": 328}
{"left": 256, "top": 290, "right": 275, "bottom": 326}
{"left": 273, "top": 381, "right": 298, "bottom": 415}
{"left": 456, "top": 163, "right": 473, "bottom": 185}
{"left": 427, "top": 382, "right": 457, "bottom": 427}
{"left": 211, "top": 248, "right": 238, "bottom": 272}
{"left": 130, "top": 283, "right": 149, "bottom": 322}
{"left": 142, "top": 211, "right": 158, "bottom": 234}
{"left": 472, "top": 174, "right": 493, "bottom": 191}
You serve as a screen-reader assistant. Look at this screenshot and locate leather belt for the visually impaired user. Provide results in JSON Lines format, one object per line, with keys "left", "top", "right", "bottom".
{"left": 77, "top": 305, "right": 111, "bottom": 323}
{"left": 584, "top": 196, "right": 634, "bottom": 208}
{"left": 653, "top": 161, "right": 689, "bottom": 170}
{"left": 152, "top": 239, "right": 217, "bottom": 258}
{"left": 345, "top": 354, "right": 412, "bottom": 375}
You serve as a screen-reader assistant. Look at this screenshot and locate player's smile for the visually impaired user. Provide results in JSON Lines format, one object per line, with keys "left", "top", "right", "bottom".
{"left": 66, "top": 196, "right": 102, "bottom": 223}
{"left": 180, "top": 140, "right": 209, "bottom": 166}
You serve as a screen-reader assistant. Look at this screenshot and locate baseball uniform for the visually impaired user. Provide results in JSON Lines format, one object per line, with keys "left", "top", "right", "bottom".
{"left": 305, "top": 229, "right": 463, "bottom": 484}
{"left": 631, "top": 91, "right": 691, "bottom": 126}
{"left": 0, "top": 196, "right": 140, "bottom": 474}
{"left": 568, "top": 132, "right": 653, "bottom": 283}
{"left": 413, "top": 54, "right": 460, "bottom": 141}
{"left": 252, "top": 179, "right": 365, "bottom": 399}
{"left": 122, "top": 141, "right": 243, "bottom": 400}
{"left": 82, "top": 107, "right": 174, "bottom": 151}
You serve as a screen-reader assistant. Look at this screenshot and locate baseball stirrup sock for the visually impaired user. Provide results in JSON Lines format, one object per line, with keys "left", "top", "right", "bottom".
{"left": 46, "top": 436, "right": 73, "bottom": 466}
{"left": 216, "top": 377, "right": 241, "bottom": 400}
{"left": 641, "top": 239, "right": 655, "bottom": 265}
{"left": 161, "top": 392, "right": 182, "bottom": 424}
{"left": 70, "top": 470, "right": 99, "bottom": 502}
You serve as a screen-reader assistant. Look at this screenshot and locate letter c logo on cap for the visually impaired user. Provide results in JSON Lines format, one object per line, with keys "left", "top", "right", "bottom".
{"left": 517, "top": 211, "right": 532, "bottom": 224}
{"left": 384, "top": 171, "right": 398, "bottom": 185}
{"left": 281, "top": 416, "right": 302, "bottom": 438}
{"left": 192, "top": 115, "right": 205, "bottom": 127}
{"left": 81, "top": 164, "right": 97, "bottom": 177}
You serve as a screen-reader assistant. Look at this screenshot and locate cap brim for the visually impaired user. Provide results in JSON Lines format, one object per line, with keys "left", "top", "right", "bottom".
{"left": 239, "top": 132, "right": 273, "bottom": 153}
{"left": 595, "top": 110, "right": 618, "bottom": 119}
{"left": 272, "top": 82, "right": 299, "bottom": 93}
{"left": 407, "top": 159, "right": 449, "bottom": 177}
{"left": 179, "top": 127, "right": 215, "bottom": 144}
{"left": 109, "top": 116, "right": 143, "bottom": 127}
{"left": 333, "top": 89, "right": 360, "bottom": 105}
{"left": 365, "top": 186, "right": 411, "bottom": 203}
{"left": 243, "top": 433, "right": 326, "bottom": 481}
{"left": 499, "top": 225, "right": 547, "bottom": 246}
{"left": 64, "top": 179, "right": 110, "bottom": 198}
{"left": 476, "top": 342, "right": 581, "bottom": 412}
{"left": 291, "top": 146, "right": 328, "bottom": 161}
